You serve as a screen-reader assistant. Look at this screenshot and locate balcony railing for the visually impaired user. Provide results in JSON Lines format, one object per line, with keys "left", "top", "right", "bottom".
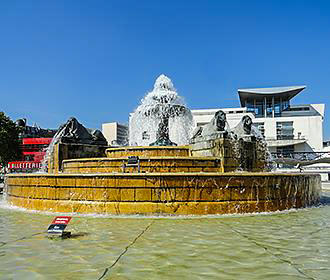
{"left": 265, "top": 136, "right": 306, "bottom": 141}
{"left": 272, "top": 151, "right": 329, "bottom": 161}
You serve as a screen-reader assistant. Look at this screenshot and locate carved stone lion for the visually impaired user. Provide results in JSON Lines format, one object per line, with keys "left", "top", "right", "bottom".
{"left": 232, "top": 115, "right": 253, "bottom": 138}
{"left": 57, "top": 117, "right": 107, "bottom": 145}
{"left": 242, "top": 115, "right": 252, "bottom": 135}
{"left": 191, "top": 110, "right": 227, "bottom": 141}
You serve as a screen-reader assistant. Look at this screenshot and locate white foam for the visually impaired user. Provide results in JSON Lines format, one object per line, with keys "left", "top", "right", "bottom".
{"left": 129, "top": 74, "right": 193, "bottom": 146}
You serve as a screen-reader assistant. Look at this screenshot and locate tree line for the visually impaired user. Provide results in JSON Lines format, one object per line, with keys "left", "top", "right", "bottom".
{"left": 0, "top": 112, "right": 21, "bottom": 170}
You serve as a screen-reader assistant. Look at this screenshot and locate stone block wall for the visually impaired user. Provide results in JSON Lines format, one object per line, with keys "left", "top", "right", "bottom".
{"left": 5, "top": 172, "right": 321, "bottom": 215}
{"left": 48, "top": 143, "right": 107, "bottom": 173}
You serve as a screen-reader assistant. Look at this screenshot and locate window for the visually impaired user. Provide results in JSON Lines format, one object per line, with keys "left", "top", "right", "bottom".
{"left": 274, "top": 103, "right": 281, "bottom": 117}
{"left": 252, "top": 123, "right": 265, "bottom": 137}
{"left": 277, "top": 145, "right": 294, "bottom": 157}
{"left": 266, "top": 102, "right": 273, "bottom": 117}
{"left": 276, "top": 122, "right": 294, "bottom": 140}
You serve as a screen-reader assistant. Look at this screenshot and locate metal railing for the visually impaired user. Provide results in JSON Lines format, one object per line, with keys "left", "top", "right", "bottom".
{"left": 271, "top": 151, "right": 329, "bottom": 161}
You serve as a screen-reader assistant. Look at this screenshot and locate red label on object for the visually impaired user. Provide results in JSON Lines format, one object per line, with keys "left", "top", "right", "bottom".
{"left": 51, "top": 216, "right": 72, "bottom": 225}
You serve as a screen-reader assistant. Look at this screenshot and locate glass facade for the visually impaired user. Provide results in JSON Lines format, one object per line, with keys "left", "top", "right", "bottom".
{"left": 245, "top": 97, "right": 290, "bottom": 118}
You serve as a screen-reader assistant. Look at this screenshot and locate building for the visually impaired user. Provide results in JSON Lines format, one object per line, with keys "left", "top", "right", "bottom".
{"left": 7, "top": 119, "right": 57, "bottom": 173}
{"left": 102, "top": 122, "right": 128, "bottom": 146}
{"left": 192, "top": 86, "right": 325, "bottom": 156}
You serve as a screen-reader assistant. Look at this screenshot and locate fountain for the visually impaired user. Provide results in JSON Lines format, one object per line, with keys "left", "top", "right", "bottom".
{"left": 129, "top": 74, "right": 193, "bottom": 146}
{"left": 4, "top": 75, "right": 321, "bottom": 215}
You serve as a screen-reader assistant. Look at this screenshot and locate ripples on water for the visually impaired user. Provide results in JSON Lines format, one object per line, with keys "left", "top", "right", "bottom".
{"left": 1, "top": 194, "right": 330, "bottom": 279}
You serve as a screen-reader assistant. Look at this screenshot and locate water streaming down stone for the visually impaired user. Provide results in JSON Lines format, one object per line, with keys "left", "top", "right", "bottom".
{"left": 39, "top": 128, "right": 66, "bottom": 173}
{"left": 129, "top": 74, "right": 193, "bottom": 146}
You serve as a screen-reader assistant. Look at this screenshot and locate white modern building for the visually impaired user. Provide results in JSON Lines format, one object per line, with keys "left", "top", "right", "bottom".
{"left": 192, "top": 86, "right": 325, "bottom": 155}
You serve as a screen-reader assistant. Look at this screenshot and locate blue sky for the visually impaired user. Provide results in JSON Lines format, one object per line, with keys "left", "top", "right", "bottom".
{"left": 1, "top": 1, "right": 330, "bottom": 139}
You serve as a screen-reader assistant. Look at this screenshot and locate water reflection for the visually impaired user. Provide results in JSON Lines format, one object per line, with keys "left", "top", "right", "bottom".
{"left": 1, "top": 193, "right": 330, "bottom": 279}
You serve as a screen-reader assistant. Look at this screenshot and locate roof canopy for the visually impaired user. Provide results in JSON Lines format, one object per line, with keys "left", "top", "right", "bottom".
{"left": 238, "top": 86, "right": 306, "bottom": 106}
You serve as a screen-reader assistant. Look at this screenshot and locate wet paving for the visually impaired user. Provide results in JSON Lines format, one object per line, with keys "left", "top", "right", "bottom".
{"left": 1, "top": 193, "right": 330, "bottom": 279}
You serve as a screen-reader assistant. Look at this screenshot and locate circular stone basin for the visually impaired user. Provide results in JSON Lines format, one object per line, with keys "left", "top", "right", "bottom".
{"left": 62, "top": 157, "right": 222, "bottom": 174}
{"left": 5, "top": 172, "right": 321, "bottom": 215}
{"left": 106, "top": 146, "right": 190, "bottom": 158}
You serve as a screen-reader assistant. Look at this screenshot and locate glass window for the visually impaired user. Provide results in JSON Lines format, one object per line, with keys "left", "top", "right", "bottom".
{"left": 277, "top": 145, "right": 294, "bottom": 157}
{"left": 255, "top": 101, "right": 264, "bottom": 117}
{"left": 252, "top": 122, "right": 265, "bottom": 137}
{"left": 266, "top": 102, "right": 273, "bottom": 117}
{"left": 276, "top": 122, "right": 294, "bottom": 140}
{"left": 274, "top": 103, "right": 281, "bottom": 117}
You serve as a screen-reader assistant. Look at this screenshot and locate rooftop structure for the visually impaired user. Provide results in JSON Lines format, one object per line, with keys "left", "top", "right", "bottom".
{"left": 238, "top": 85, "right": 306, "bottom": 118}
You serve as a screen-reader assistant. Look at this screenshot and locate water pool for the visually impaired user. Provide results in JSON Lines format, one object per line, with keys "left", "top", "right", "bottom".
{"left": 1, "top": 193, "right": 330, "bottom": 280}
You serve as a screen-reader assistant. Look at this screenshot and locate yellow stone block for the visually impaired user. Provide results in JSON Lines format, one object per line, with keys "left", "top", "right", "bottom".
{"left": 135, "top": 188, "right": 151, "bottom": 201}
{"left": 93, "top": 188, "right": 107, "bottom": 201}
{"left": 86, "top": 187, "right": 100, "bottom": 201}
{"left": 102, "top": 202, "right": 120, "bottom": 214}
{"left": 69, "top": 187, "right": 86, "bottom": 201}
{"left": 230, "top": 186, "right": 254, "bottom": 201}
{"left": 46, "top": 187, "right": 57, "bottom": 200}
{"left": 20, "top": 186, "right": 27, "bottom": 198}
{"left": 95, "top": 177, "right": 116, "bottom": 188}
{"left": 117, "top": 177, "right": 144, "bottom": 188}
{"left": 35, "top": 186, "right": 46, "bottom": 199}
{"left": 145, "top": 177, "right": 160, "bottom": 188}
{"left": 120, "top": 188, "right": 135, "bottom": 201}
{"left": 56, "top": 177, "right": 76, "bottom": 187}
{"left": 118, "top": 202, "right": 137, "bottom": 214}
{"left": 56, "top": 187, "right": 70, "bottom": 200}
{"left": 75, "top": 177, "right": 95, "bottom": 187}
{"left": 151, "top": 188, "right": 162, "bottom": 202}
{"left": 29, "top": 177, "right": 39, "bottom": 187}
{"left": 175, "top": 187, "right": 194, "bottom": 201}
{"left": 105, "top": 188, "right": 121, "bottom": 201}
{"left": 160, "top": 188, "right": 176, "bottom": 202}
{"left": 42, "top": 177, "right": 56, "bottom": 186}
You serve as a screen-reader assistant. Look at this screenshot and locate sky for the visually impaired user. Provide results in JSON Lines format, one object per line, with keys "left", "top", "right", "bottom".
{"left": 1, "top": 1, "right": 330, "bottom": 138}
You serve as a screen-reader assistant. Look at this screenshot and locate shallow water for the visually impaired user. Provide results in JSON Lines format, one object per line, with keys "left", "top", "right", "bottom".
{"left": 1, "top": 194, "right": 330, "bottom": 280}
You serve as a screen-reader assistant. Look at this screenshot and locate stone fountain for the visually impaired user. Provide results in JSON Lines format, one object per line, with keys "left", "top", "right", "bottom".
{"left": 4, "top": 75, "right": 321, "bottom": 215}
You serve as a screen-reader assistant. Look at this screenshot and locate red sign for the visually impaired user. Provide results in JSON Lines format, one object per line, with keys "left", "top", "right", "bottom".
{"left": 7, "top": 161, "right": 42, "bottom": 169}
{"left": 51, "top": 216, "right": 72, "bottom": 225}
{"left": 23, "top": 138, "right": 52, "bottom": 145}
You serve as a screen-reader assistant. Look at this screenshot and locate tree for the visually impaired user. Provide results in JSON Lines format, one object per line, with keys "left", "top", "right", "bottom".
{"left": 0, "top": 112, "right": 21, "bottom": 169}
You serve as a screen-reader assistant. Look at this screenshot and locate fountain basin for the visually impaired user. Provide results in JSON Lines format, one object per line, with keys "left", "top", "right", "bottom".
{"left": 5, "top": 172, "right": 321, "bottom": 215}
{"left": 62, "top": 157, "right": 223, "bottom": 173}
{"left": 105, "top": 146, "right": 190, "bottom": 158}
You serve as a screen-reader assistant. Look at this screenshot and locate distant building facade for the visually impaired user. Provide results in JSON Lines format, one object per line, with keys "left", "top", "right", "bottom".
{"left": 102, "top": 122, "right": 128, "bottom": 146}
{"left": 192, "top": 86, "right": 325, "bottom": 155}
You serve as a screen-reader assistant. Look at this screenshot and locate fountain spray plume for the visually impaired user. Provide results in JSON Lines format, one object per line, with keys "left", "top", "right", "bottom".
{"left": 129, "top": 74, "right": 193, "bottom": 146}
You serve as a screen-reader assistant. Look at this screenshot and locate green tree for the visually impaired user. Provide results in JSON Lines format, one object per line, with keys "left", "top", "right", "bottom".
{"left": 0, "top": 112, "right": 21, "bottom": 168}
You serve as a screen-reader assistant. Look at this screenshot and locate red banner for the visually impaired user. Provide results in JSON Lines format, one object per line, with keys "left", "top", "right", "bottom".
{"left": 23, "top": 138, "right": 52, "bottom": 145}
